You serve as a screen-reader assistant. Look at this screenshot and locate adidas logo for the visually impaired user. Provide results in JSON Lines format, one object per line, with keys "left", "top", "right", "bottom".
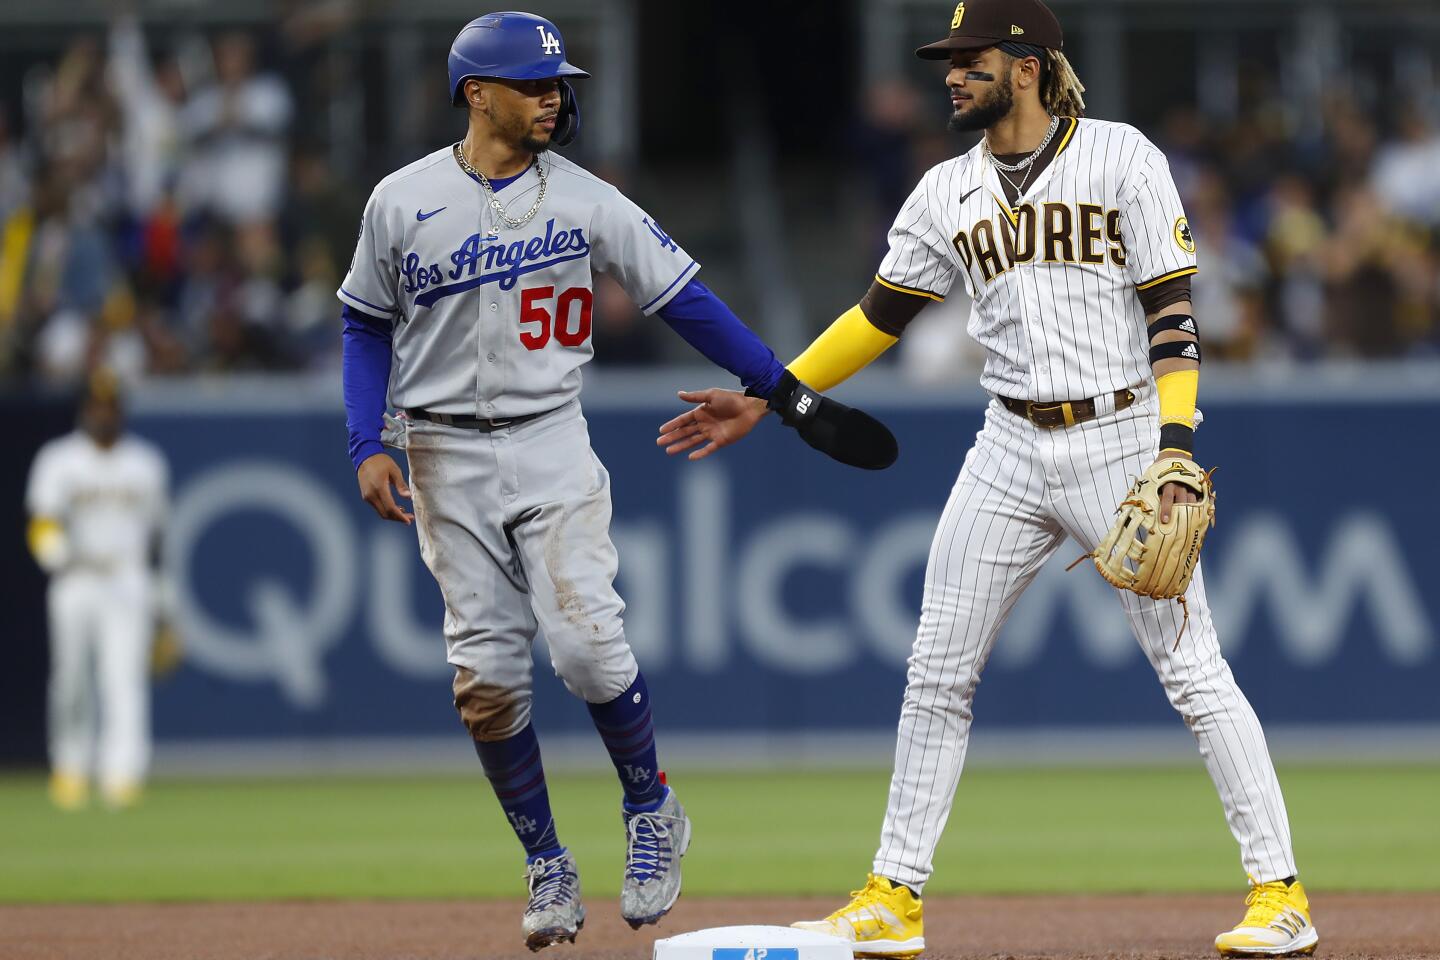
{"left": 1269, "top": 908, "right": 1308, "bottom": 937}
{"left": 1179, "top": 318, "right": 1196, "bottom": 334}
{"left": 1181, "top": 343, "right": 1200, "bottom": 360}
{"left": 1011, "top": 24, "right": 1024, "bottom": 34}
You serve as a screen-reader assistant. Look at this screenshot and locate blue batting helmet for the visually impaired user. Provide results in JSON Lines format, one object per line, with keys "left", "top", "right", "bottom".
{"left": 448, "top": 11, "right": 589, "bottom": 146}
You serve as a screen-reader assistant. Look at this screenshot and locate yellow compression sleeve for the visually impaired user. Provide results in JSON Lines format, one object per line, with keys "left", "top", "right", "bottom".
{"left": 786, "top": 305, "right": 898, "bottom": 393}
{"left": 1157, "top": 369, "right": 1199, "bottom": 427}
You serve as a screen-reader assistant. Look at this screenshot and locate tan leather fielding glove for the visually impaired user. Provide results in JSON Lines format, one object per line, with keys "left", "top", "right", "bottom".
{"left": 149, "top": 620, "right": 184, "bottom": 679}
{"left": 1078, "top": 457, "right": 1216, "bottom": 645}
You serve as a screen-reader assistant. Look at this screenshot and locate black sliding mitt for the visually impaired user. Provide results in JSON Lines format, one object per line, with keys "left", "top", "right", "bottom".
{"left": 756, "top": 370, "right": 898, "bottom": 470}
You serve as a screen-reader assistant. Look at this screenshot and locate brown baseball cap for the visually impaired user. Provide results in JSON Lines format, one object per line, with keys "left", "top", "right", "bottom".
{"left": 916, "top": 0, "right": 1064, "bottom": 59}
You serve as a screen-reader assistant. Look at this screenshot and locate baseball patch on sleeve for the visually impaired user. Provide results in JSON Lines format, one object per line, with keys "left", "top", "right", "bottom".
{"left": 1174, "top": 216, "right": 1196, "bottom": 254}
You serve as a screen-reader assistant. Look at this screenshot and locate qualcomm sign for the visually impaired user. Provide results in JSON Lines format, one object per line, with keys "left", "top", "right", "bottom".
{"left": 166, "top": 458, "right": 1434, "bottom": 711}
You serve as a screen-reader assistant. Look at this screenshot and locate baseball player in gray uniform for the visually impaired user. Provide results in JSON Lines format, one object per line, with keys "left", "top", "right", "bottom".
{"left": 339, "top": 11, "right": 893, "bottom": 952}
{"left": 658, "top": 1, "right": 1315, "bottom": 957}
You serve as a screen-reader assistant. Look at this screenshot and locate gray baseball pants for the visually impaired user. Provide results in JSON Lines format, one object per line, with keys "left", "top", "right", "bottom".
{"left": 402, "top": 400, "right": 638, "bottom": 741}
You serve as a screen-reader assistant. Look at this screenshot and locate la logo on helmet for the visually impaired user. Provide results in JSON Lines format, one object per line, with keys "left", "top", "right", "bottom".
{"left": 537, "top": 25, "right": 562, "bottom": 55}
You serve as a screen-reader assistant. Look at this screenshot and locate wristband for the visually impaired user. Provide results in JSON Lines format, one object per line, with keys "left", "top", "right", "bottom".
{"left": 1149, "top": 339, "right": 1202, "bottom": 364}
{"left": 1159, "top": 424, "right": 1194, "bottom": 456}
{"left": 1146, "top": 313, "right": 1198, "bottom": 339}
{"left": 756, "top": 369, "right": 821, "bottom": 427}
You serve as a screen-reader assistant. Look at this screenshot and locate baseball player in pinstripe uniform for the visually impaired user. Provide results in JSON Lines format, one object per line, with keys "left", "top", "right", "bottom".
{"left": 658, "top": 1, "right": 1316, "bottom": 956}
{"left": 25, "top": 372, "right": 170, "bottom": 811}
{"left": 340, "top": 11, "right": 891, "bottom": 952}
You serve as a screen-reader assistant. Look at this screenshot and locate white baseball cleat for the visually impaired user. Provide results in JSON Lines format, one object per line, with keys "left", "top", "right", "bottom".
{"left": 620, "top": 785, "right": 692, "bottom": 929}
{"left": 521, "top": 848, "right": 585, "bottom": 951}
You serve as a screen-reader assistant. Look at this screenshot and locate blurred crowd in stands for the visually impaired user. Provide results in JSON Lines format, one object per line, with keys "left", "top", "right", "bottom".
{"left": 0, "top": 12, "right": 361, "bottom": 387}
{"left": 1, "top": 15, "right": 1437, "bottom": 390}
{"left": 1160, "top": 99, "right": 1440, "bottom": 362}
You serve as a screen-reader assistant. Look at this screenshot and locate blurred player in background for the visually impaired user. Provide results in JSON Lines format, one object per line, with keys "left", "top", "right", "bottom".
{"left": 24, "top": 371, "right": 170, "bottom": 810}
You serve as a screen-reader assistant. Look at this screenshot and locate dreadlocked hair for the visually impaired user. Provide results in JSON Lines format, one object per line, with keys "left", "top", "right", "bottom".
{"left": 1042, "top": 49, "right": 1086, "bottom": 118}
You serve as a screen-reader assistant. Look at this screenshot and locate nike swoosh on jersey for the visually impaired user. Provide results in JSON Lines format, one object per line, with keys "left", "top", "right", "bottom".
{"left": 417, "top": 207, "right": 447, "bottom": 221}
{"left": 958, "top": 185, "right": 982, "bottom": 204}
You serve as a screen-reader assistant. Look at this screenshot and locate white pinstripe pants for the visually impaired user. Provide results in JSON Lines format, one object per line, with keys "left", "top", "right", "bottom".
{"left": 46, "top": 568, "right": 154, "bottom": 788}
{"left": 874, "top": 386, "right": 1297, "bottom": 891}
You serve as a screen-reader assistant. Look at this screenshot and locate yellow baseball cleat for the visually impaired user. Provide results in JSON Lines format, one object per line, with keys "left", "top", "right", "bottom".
{"left": 792, "top": 874, "right": 925, "bottom": 958}
{"left": 48, "top": 772, "right": 89, "bottom": 811}
{"left": 1215, "top": 877, "right": 1319, "bottom": 957}
{"left": 102, "top": 781, "right": 144, "bottom": 810}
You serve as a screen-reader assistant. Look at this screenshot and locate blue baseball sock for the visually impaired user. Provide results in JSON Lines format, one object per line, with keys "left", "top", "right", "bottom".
{"left": 587, "top": 672, "right": 665, "bottom": 808}
{"left": 472, "top": 723, "right": 561, "bottom": 859}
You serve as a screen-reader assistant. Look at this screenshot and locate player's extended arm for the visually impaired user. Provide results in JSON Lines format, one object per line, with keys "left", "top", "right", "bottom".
{"left": 1147, "top": 298, "right": 1202, "bottom": 522}
{"left": 658, "top": 279, "right": 926, "bottom": 462}
{"left": 657, "top": 279, "right": 899, "bottom": 469}
{"left": 658, "top": 279, "right": 924, "bottom": 459}
{"left": 342, "top": 305, "right": 412, "bottom": 525}
{"left": 656, "top": 278, "right": 786, "bottom": 396}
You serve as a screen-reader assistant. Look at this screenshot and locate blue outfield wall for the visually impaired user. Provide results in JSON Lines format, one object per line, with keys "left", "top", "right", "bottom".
{"left": 123, "top": 378, "right": 1437, "bottom": 745}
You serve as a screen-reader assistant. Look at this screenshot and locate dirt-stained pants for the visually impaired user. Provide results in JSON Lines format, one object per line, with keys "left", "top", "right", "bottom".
{"left": 402, "top": 400, "right": 638, "bottom": 741}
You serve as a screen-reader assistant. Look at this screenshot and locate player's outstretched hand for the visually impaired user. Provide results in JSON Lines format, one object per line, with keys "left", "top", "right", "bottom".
{"left": 657, "top": 388, "right": 768, "bottom": 461}
{"left": 1154, "top": 453, "right": 1200, "bottom": 523}
{"left": 357, "top": 452, "right": 414, "bottom": 524}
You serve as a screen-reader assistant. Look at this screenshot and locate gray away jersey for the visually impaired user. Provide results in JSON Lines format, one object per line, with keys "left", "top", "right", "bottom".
{"left": 878, "top": 118, "right": 1198, "bottom": 402}
{"left": 339, "top": 148, "right": 698, "bottom": 418}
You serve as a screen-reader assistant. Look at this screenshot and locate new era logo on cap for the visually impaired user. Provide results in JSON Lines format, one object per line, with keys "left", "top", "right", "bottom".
{"left": 1011, "top": 24, "right": 1024, "bottom": 34}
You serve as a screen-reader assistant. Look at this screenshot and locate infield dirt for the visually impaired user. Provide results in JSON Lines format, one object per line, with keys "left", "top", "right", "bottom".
{"left": 4, "top": 893, "right": 1436, "bottom": 960}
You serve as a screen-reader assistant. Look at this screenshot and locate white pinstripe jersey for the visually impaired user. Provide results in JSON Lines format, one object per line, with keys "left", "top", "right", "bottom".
{"left": 26, "top": 432, "right": 168, "bottom": 570}
{"left": 878, "top": 117, "right": 1197, "bottom": 402}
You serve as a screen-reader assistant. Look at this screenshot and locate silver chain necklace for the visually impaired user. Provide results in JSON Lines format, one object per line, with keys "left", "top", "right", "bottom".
{"left": 984, "top": 114, "right": 1061, "bottom": 173}
{"left": 454, "top": 142, "right": 548, "bottom": 231}
{"left": 995, "top": 161, "right": 1034, "bottom": 197}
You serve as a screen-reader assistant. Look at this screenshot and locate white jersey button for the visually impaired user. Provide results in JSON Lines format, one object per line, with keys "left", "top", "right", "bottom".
{"left": 489, "top": 303, "right": 498, "bottom": 312}
{"left": 487, "top": 353, "right": 497, "bottom": 362}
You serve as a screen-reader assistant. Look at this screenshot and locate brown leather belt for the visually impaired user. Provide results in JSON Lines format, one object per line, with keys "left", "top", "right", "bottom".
{"left": 405, "top": 407, "right": 547, "bottom": 431}
{"left": 998, "top": 389, "right": 1136, "bottom": 429}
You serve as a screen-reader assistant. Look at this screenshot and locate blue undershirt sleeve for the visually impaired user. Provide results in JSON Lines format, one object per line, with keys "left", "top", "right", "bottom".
{"left": 341, "top": 304, "right": 394, "bottom": 471}
{"left": 655, "top": 278, "right": 785, "bottom": 396}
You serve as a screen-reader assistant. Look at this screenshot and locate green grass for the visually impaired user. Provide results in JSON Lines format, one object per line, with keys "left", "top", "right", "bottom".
{"left": 1, "top": 764, "right": 1436, "bottom": 903}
